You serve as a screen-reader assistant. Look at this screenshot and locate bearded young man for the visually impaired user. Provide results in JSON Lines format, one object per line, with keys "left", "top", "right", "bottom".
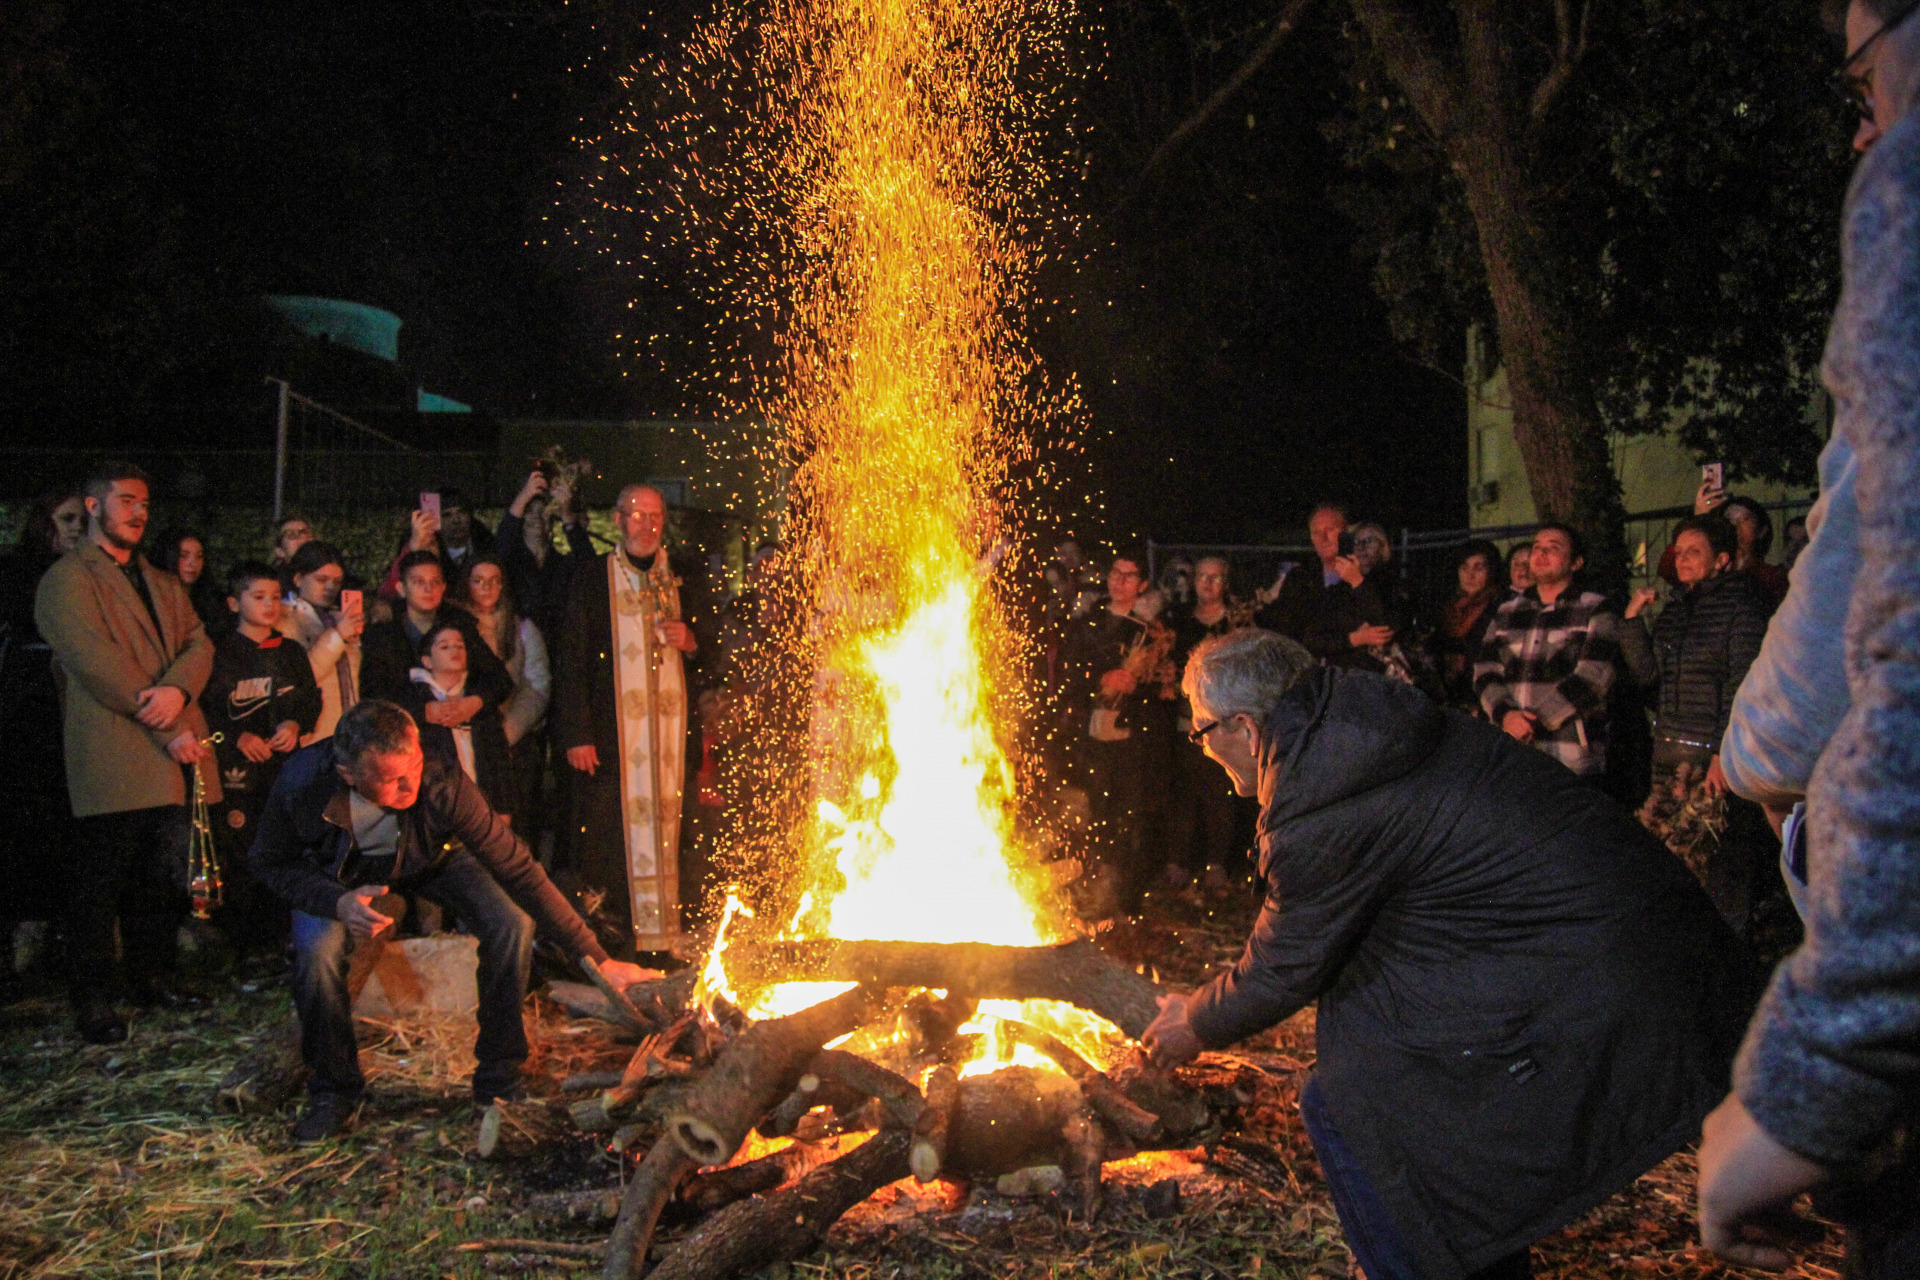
{"left": 1144, "top": 630, "right": 1754, "bottom": 1280}
{"left": 35, "top": 461, "right": 218, "bottom": 1044}
{"left": 552, "top": 485, "right": 717, "bottom": 959}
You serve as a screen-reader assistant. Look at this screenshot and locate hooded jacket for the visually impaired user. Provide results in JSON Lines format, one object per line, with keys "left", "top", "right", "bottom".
{"left": 1187, "top": 667, "right": 1755, "bottom": 1277}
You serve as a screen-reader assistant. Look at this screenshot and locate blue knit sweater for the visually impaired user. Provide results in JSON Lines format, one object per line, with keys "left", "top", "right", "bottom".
{"left": 1737, "top": 105, "right": 1920, "bottom": 1166}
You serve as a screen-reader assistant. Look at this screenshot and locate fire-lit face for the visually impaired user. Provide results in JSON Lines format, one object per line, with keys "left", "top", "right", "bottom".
{"left": 1529, "top": 530, "right": 1581, "bottom": 589}
{"left": 467, "top": 563, "right": 504, "bottom": 613}
{"left": 1309, "top": 508, "right": 1346, "bottom": 565}
{"left": 1191, "top": 698, "right": 1260, "bottom": 798}
{"left": 340, "top": 738, "right": 425, "bottom": 811}
{"left": 228, "top": 577, "right": 282, "bottom": 631}
{"left": 174, "top": 537, "right": 206, "bottom": 585}
{"left": 87, "top": 479, "right": 149, "bottom": 552}
{"left": 296, "top": 562, "right": 344, "bottom": 610}
{"left": 617, "top": 487, "right": 667, "bottom": 560}
{"left": 402, "top": 563, "right": 446, "bottom": 616}
{"left": 1195, "top": 559, "right": 1228, "bottom": 608}
{"left": 1509, "top": 545, "right": 1534, "bottom": 591}
{"left": 49, "top": 497, "right": 85, "bottom": 555}
{"left": 1458, "top": 554, "right": 1491, "bottom": 598}
{"left": 1673, "top": 529, "right": 1728, "bottom": 587}
{"left": 423, "top": 628, "right": 468, "bottom": 678}
{"left": 1107, "top": 559, "right": 1144, "bottom": 610}
{"left": 277, "top": 519, "right": 314, "bottom": 560}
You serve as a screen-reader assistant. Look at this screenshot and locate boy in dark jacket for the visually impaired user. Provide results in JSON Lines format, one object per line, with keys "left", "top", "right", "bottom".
{"left": 1147, "top": 629, "right": 1756, "bottom": 1280}
{"left": 207, "top": 561, "right": 322, "bottom": 957}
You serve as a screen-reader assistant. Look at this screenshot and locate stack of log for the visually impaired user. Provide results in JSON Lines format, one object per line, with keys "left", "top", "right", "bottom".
{"left": 543, "top": 940, "right": 1217, "bottom": 1280}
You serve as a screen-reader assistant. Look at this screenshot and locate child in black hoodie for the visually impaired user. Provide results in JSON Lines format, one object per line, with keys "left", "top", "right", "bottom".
{"left": 206, "top": 561, "right": 322, "bottom": 959}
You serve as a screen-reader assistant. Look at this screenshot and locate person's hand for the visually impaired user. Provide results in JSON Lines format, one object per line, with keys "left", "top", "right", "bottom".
{"left": 1626, "top": 586, "right": 1660, "bottom": 619}
{"left": 1696, "top": 1093, "right": 1829, "bottom": 1270}
{"left": 510, "top": 469, "right": 550, "bottom": 517}
{"left": 1142, "top": 993, "right": 1202, "bottom": 1069}
{"left": 135, "top": 685, "right": 188, "bottom": 730}
{"left": 423, "top": 696, "right": 480, "bottom": 728}
{"left": 659, "top": 620, "right": 698, "bottom": 654}
{"left": 551, "top": 477, "right": 576, "bottom": 522}
{"left": 1099, "top": 668, "right": 1137, "bottom": 697}
{"left": 1705, "top": 754, "right": 1730, "bottom": 799}
{"left": 268, "top": 720, "right": 301, "bottom": 753}
{"left": 598, "top": 960, "right": 665, "bottom": 990}
{"left": 336, "top": 885, "right": 395, "bottom": 942}
{"left": 1501, "top": 709, "right": 1538, "bottom": 742}
{"left": 167, "top": 731, "right": 208, "bottom": 765}
{"left": 1349, "top": 623, "right": 1395, "bottom": 649}
{"left": 409, "top": 507, "right": 440, "bottom": 550}
{"left": 1332, "top": 554, "right": 1364, "bottom": 588}
{"left": 237, "top": 731, "right": 274, "bottom": 764}
{"left": 567, "top": 744, "right": 600, "bottom": 775}
{"left": 332, "top": 606, "right": 365, "bottom": 642}
{"left": 1695, "top": 478, "right": 1730, "bottom": 515}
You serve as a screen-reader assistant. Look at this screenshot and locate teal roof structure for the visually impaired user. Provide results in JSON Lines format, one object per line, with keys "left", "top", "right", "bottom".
{"left": 264, "top": 296, "right": 402, "bottom": 363}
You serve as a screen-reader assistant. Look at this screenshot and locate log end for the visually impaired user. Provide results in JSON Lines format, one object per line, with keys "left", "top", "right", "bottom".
{"left": 669, "top": 1114, "right": 736, "bottom": 1167}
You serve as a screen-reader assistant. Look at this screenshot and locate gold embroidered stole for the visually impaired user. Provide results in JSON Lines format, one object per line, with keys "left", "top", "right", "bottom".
{"left": 607, "top": 547, "right": 688, "bottom": 951}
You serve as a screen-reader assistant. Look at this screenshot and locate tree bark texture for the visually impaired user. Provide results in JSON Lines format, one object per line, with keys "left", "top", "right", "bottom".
{"left": 732, "top": 939, "right": 1163, "bottom": 1038}
{"left": 667, "top": 985, "right": 881, "bottom": 1165}
{"left": 1343, "top": 0, "right": 1625, "bottom": 577}
{"left": 600, "top": 1137, "right": 698, "bottom": 1280}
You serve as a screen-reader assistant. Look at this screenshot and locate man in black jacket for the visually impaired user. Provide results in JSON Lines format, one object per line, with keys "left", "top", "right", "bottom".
{"left": 1144, "top": 629, "right": 1755, "bottom": 1280}
{"left": 250, "top": 700, "right": 655, "bottom": 1144}
{"left": 359, "top": 550, "right": 513, "bottom": 710}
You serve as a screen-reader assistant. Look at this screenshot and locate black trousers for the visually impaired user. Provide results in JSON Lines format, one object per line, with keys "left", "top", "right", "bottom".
{"left": 69, "top": 805, "right": 189, "bottom": 1000}
{"left": 1168, "top": 735, "right": 1238, "bottom": 876}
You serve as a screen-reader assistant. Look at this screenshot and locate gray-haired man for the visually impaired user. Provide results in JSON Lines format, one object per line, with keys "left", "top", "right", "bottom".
{"left": 1143, "top": 630, "right": 1752, "bottom": 1280}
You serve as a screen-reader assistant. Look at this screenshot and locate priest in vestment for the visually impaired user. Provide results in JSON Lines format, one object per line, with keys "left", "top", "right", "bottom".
{"left": 553, "top": 485, "right": 717, "bottom": 959}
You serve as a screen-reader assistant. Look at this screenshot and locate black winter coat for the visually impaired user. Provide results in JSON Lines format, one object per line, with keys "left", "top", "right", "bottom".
{"left": 1617, "top": 571, "right": 1770, "bottom": 750}
{"left": 1187, "top": 668, "right": 1755, "bottom": 1278}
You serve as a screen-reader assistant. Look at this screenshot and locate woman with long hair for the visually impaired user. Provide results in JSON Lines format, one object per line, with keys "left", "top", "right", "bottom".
{"left": 156, "top": 528, "right": 224, "bottom": 634}
{"left": 457, "top": 554, "right": 550, "bottom": 830}
{"left": 1430, "top": 540, "right": 1505, "bottom": 711}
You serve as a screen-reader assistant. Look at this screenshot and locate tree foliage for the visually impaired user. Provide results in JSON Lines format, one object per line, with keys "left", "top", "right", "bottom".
{"left": 1323, "top": 0, "right": 1851, "bottom": 489}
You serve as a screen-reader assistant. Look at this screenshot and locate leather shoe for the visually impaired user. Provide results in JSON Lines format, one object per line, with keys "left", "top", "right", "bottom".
{"left": 292, "top": 1094, "right": 359, "bottom": 1146}
{"left": 75, "top": 996, "right": 127, "bottom": 1045}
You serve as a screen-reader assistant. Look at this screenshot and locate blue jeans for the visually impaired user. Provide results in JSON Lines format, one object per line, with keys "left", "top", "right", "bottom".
{"left": 1299, "top": 1075, "right": 1531, "bottom": 1280}
{"left": 291, "top": 852, "right": 534, "bottom": 1104}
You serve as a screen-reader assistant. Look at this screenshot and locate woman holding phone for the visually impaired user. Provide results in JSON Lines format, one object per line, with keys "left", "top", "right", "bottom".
{"left": 277, "top": 541, "right": 365, "bottom": 744}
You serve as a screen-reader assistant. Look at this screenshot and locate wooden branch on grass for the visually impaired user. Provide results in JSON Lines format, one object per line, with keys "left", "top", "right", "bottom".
{"left": 732, "top": 939, "right": 1163, "bottom": 1038}
{"left": 601, "top": 1138, "right": 698, "bottom": 1280}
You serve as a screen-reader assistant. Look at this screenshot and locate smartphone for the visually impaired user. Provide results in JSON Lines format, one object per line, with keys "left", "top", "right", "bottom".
{"left": 1337, "top": 529, "right": 1356, "bottom": 558}
{"left": 340, "top": 588, "right": 363, "bottom": 615}
{"left": 420, "top": 491, "right": 441, "bottom": 520}
{"left": 1701, "top": 463, "right": 1724, "bottom": 494}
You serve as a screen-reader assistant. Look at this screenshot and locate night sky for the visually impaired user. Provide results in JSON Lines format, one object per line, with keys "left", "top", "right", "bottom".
{"left": 34, "top": 0, "right": 1464, "bottom": 543}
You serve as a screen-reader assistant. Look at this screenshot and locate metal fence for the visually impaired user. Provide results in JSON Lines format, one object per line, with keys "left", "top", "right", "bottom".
{"left": 267, "top": 378, "right": 497, "bottom": 519}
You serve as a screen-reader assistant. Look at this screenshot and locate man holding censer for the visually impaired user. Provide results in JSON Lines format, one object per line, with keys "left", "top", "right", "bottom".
{"left": 1143, "top": 629, "right": 1757, "bottom": 1280}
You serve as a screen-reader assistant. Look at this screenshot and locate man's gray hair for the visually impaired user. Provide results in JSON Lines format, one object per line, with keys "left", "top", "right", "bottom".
{"left": 1182, "top": 629, "right": 1314, "bottom": 721}
{"left": 334, "top": 699, "right": 419, "bottom": 767}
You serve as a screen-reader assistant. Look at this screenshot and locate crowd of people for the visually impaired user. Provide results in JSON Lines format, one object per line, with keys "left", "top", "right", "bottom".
{"left": 1038, "top": 488, "right": 1798, "bottom": 937}
{"left": 0, "top": 1, "right": 1913, "bottom": 1273}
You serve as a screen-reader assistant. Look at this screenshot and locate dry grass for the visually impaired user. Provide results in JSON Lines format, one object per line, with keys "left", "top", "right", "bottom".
{"left": 0, "top": 897, "right": 1848, "bottom": 1279}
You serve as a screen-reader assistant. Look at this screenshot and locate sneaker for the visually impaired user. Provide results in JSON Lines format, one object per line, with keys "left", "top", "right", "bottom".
{"left": 74, "top": 995, "right": 127, "bottom": 1046}
{"left": 292, "top": 1094, "right": 359, "bottom": 1146}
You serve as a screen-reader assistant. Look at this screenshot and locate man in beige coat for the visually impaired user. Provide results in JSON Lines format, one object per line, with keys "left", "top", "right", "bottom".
{"left": 35, "top": 461, "right": 215, "bottom": 1044}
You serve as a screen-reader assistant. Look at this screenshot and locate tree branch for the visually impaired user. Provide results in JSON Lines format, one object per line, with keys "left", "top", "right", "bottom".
{"left": 1528, "top": 0, "right": 1591, "bottom": 126}
{"left": 1130, "top": 0, "right": 1318, "bottom": 193}
{"left": 1346, "top": 0, "right": 1467, "bottom": 145}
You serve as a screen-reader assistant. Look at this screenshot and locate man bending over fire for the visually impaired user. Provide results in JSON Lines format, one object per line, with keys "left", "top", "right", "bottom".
{"left": 250, "top": 700, "right": 657, "bottom": 1144}
{"left": 1143, "top": 630, "right": 1755, "bottom": 1280}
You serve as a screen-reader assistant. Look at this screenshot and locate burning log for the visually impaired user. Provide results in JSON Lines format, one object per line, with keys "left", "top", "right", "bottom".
{"left": 1001, "top": 1019, "right": 1162, "bottom": 1144}
{"left": 945, "top": 1064, "right": 1085, "bottom": 1175}
{"left": 909, "top": 1064, "right": 958, "bottom": 1182}
{"left": 666, "top": 985, "right": 881, "bottom": 1165}
{"left": 643, "top": 1129, "right": 913, "bottom": 1280}
{"left": 549, "top": 968, "right": 699, "bottom": 1034}
{"left": 677, "top": 1140, "right": 838, "bottom": 1213}
{"left": 807, "top": 1049, "right": 924, "bottom": 1130}
{"left": 732, "top": 939, "right": 1163, "bottom": 1037}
